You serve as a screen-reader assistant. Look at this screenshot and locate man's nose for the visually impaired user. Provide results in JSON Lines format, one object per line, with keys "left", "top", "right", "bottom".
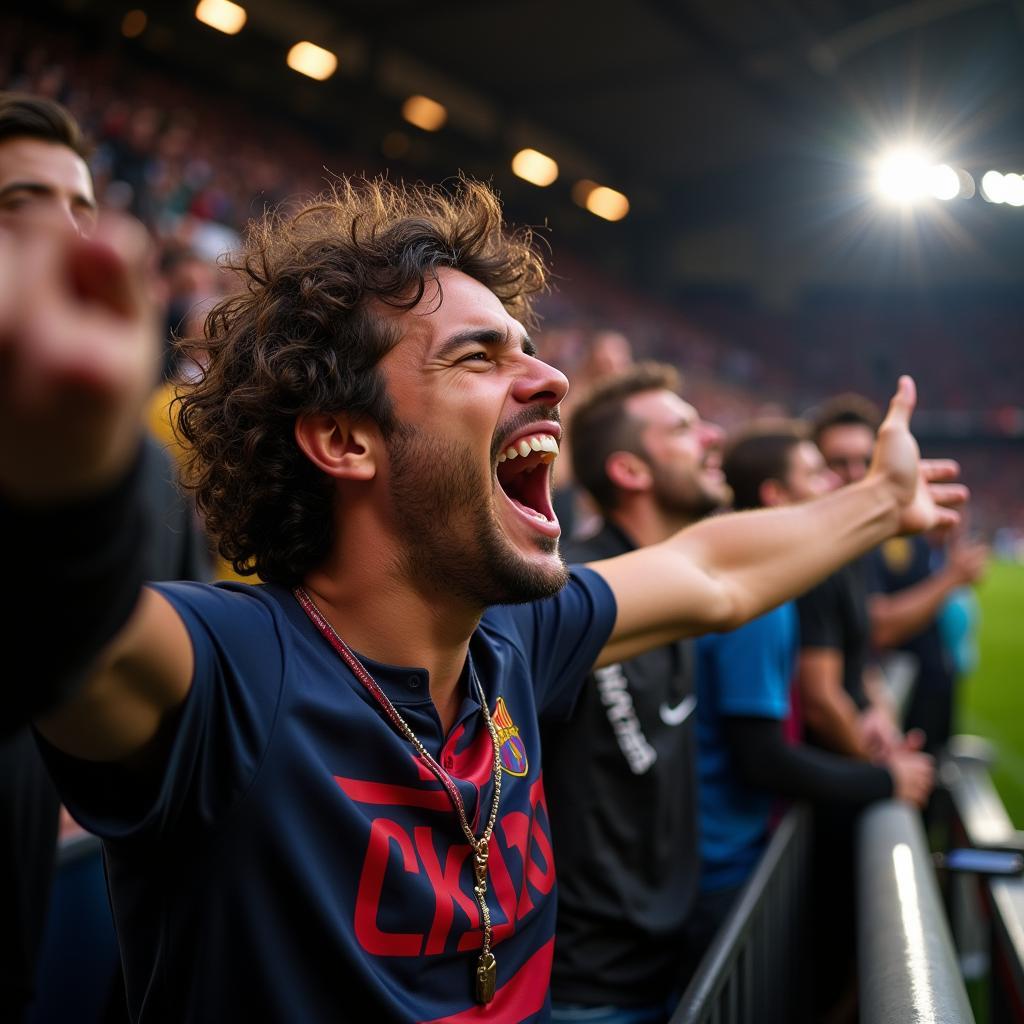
{"left": 513, "top": 355, "right": 569, "bottom": 406}
{"left": 700, "top": 420, "right": 725, "bottom": 447}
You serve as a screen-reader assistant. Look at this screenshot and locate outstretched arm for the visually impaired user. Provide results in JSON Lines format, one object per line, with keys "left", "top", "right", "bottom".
{"left": 588, "top": 377, "right": 966, "bottom": 668}
{"left": 0, "top": 218, "right": 193, "bottom": 757}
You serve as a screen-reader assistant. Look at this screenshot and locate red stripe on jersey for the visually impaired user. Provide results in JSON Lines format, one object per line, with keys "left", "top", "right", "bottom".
{"left": 335, "top": 777, "right": 451, "bottom": 811}
{"left": 417, "top": 936, "right": 554, "bottom": 1023}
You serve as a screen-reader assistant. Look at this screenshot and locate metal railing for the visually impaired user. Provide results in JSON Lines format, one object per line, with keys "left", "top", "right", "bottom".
{"left": 943, "top": 737, "right": 1024, "bottom": 1022}
{"left": 857, "top": 800, "right": 976, "bottom": 1023}
{"left": 671, "top": 804, "right": 812, "bottom": 1024}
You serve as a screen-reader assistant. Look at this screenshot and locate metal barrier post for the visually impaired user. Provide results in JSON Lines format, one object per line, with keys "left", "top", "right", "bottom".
{"left": 858, "top": 801, "right": 976, "bottom": 1024}
{"left": 944, "top": 741, "right": 1024, "bottom": 1022}
{"left": 671, "top": 804, "right": 812, "bottom": 1024}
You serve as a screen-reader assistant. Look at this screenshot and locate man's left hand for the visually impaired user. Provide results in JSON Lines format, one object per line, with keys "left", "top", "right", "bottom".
{"left": 868, "top": 376, "right": 968, "bottom": 536}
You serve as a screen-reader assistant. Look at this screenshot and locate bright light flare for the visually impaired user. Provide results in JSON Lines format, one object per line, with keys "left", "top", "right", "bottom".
{"left": 873, "top": 149, "right": 973, "bottom": 203}
{"left": 287, "top": 41, "right": 338, "bottom": 81}
{"left": 928, "top": 164, "right": 960, "bottom": 201}
{"left": 981, "top": 171, "right": 1006, "bottom": 204}
{"left": 1002, "top": 173, "right": 1024, "bottom": 208}
{"left": 195, "top": 0, "right": 246, "bottom": 35}
{"left": 511, "top": 148, "right": 559, "bottom": 187}
{"left": 874, "top": 148, "right": 933, "bottom": 203}
{"left": 956, "top": 169, "right": 976, "bottom": 200}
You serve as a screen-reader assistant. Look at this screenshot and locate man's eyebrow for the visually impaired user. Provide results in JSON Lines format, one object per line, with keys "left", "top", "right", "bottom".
{"left": 435, "top": 328, "right": 536, "bottom": 360}
{"left": 0, "top": 182, "right": 55, "bottom": 201}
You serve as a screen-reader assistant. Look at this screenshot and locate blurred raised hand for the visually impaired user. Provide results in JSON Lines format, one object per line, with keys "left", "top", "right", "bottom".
{"left": 0, "top": 214, "right": 158, "bottom": 502}
{"left": 868, "top": 376, "right": 968, "bottom": 536}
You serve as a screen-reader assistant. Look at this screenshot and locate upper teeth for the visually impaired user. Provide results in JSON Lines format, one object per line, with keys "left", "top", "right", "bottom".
{"left": 497, "top": 433, "right": 559, "bottom": 464}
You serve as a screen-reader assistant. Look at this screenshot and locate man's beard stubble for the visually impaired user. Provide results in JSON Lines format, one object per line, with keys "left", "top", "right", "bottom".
{"left": 386, "top": 423, "right": 569, "bottom": 608}
{"left": 649, "top": 460, "right": 725, "bottom": 522}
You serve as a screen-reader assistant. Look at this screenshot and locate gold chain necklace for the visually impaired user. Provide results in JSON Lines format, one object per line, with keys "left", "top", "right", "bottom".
{"left": 294, "top": 587, "right": 503, "bottom": 1004}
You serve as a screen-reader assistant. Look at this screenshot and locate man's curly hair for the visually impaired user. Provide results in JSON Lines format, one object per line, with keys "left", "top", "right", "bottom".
{"left": 174, "top": 177, "right": 548, "bottom": 584}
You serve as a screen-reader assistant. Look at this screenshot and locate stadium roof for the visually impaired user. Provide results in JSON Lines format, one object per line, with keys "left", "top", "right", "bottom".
{"left": 20, "top": 0, "right": 1024, "bottom": 304}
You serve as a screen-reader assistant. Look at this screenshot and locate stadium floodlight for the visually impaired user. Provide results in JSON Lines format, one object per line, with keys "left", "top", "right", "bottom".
{"left": 511, "top": 149, "right": 559, "bottom": 187}
{"left": 927, "top": 163, "right": 960, "bottom": 201}
{"left": 572, "top": 180, "right": 629, "bottom": 221}
{"left": 980, "top": 170, "right": 1007, "bottom": 204}
{"left": 287, "top": 42, "right": 337, "bottom": 81}
{"left": 956, "top": 168, "right": 976, "bottom": 200}
{"left": 195, "top": 0, "right": 246, "bottom": 36}
{"left": 1003, "top": 173, "right": 1024, "bottom": 208}
{"left": 402, "top": 96, "right": 447, "bottom": 132}
{"left": 1001, "top": 172, "right": 1024, "bottom": 206}
{"left": 873, "top": 147, "right": 934, "bottom": 203}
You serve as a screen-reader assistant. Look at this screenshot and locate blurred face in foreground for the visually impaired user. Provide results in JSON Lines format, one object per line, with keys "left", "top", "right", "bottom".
{"left": 626, "top": 388, "right": 730, "bottom": 520}
{"left": 377, "top": 268, "right": 571, "bottom": 607}
{"left": 0, "top": 137, "right": 96, "bottom": 235}
{"left": 817, "top": 422, "right": 874, "bottom": 486}
{"left": 779, "top": 441, "right": 840, "bottom": 503}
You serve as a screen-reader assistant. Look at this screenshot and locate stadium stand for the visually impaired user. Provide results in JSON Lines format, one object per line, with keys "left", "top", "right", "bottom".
{"left": 5, "top": 16, "right": 1022, "bottom": 547}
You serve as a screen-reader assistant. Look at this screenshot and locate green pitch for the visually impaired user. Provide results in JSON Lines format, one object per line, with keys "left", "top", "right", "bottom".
{"left": 958, "top": 560, "right": 1024, "bottom": 825}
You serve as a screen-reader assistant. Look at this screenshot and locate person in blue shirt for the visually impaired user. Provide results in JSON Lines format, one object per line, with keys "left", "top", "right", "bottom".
{"left": 0, "top": 176, "right": 963, "bottom": 1022}
{"left": 693, "top": 422, "right": 934, "bottom": 954}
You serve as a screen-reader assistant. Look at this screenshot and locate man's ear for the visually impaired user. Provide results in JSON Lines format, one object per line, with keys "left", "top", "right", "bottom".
{"left": 294, "top": 412, "right": 378, "bottom": 482}
{"left": 605, "top": 450, "right": 653, "bottom": 495}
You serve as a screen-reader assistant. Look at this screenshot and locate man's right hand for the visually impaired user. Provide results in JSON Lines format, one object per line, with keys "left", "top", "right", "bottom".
{"left": 0, "top": 214, "right": 157, "bottom": 502}
{"left": 888, "top": 747, "right": 935, "bottom": 808}
{"left": 947, "top": 534, "right": 990, "bottom": 587}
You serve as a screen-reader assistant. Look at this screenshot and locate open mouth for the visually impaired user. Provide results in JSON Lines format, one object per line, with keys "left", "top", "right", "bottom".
{"left": 702, "top": 451, "right": 724, "bottom": 479}
{"left": 495, "top": 431, "right": 560, "bottom": 534}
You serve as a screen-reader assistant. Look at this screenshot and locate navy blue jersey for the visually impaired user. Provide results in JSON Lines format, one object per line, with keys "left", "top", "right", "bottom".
{"left": 40, "top": 570, "right": 616, "bottom": 1023}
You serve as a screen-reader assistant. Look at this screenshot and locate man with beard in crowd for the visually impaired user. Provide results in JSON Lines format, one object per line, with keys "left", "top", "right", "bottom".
{"left": 1, "top": 175, "right": 964, "bottom": 1022}
{"left": 543, "top": 363, "right": 730, "bottom": 1024}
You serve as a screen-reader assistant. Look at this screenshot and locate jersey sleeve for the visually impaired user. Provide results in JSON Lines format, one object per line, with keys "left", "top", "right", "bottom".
{"left": 501, "top": 567, "right": 617, "bottom": 720}
{"left": 36, "top": 581, "right": 286, "bottom": 843}
{"left": 796, "top": 573, "right": 842, "bottom": 651}
{"left": 698, "top": 611, "right": 793, "bottom": 721}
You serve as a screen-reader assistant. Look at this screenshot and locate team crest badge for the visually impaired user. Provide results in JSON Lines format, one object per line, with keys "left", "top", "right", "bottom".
{"left": 882, "top": 537, "right": 912, "bottom": 574}
{"left": 492, "top": 697, "right": 529, "bottom": 776}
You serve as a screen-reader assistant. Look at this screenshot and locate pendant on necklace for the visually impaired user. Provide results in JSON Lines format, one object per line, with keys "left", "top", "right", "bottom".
{"left": 475, "top": 951, "right": 497, "bottom": 1004}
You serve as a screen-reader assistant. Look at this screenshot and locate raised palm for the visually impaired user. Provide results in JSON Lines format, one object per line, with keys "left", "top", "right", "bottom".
{"left": 869, "top": 377, "right": 966, "bottom": 536}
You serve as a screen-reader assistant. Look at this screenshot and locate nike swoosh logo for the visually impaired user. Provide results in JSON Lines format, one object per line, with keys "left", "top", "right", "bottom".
{"left": 659, "top": 694, "right": 697, "bottom": 727}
